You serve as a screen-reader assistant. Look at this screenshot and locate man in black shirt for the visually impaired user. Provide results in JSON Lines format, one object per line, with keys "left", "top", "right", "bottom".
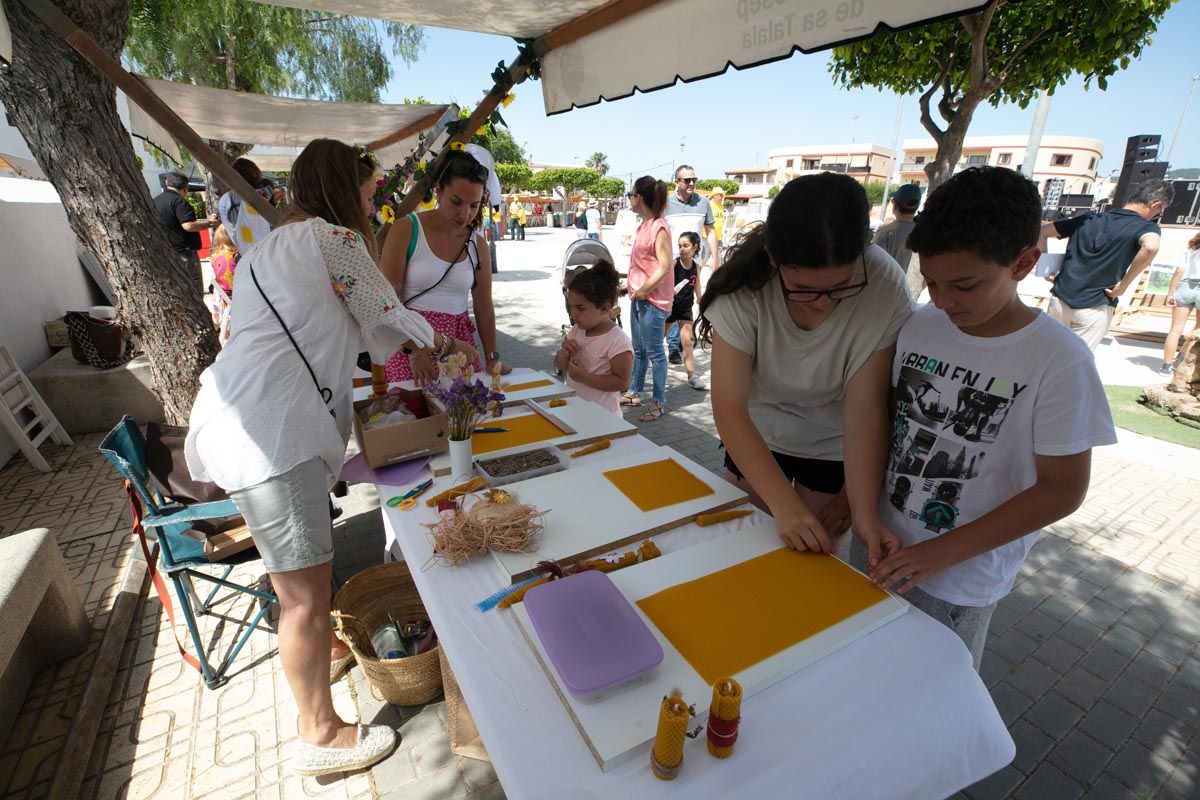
{"left": 1042, "top": 180, "right": 1171, "bottom": 350}
{"left": 153, "top": 172, "right": 217, "bottom": 261}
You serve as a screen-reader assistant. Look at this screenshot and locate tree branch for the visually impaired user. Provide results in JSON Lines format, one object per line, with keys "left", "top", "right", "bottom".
{"left": 918, "top": 82, "right": 945, "bottom": 146}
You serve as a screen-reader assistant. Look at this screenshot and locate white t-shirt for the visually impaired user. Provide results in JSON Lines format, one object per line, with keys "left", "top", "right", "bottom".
{"left": 880, "top": 305, "right": 1117, "bottom": 607}
{"left": 218, "top": 190, "right": 274, "bottom": 255}
{"left": 186, "top": 219, "right": 434, "bottom": 492}
{"left": 703, "top": 245, "right": 913, "bottom": 460}
{"left": 1180, "top": 247, "right": 1200, "bottom": 281}
{"left": 584, "top": 208, "right": 601, "bottom": 234}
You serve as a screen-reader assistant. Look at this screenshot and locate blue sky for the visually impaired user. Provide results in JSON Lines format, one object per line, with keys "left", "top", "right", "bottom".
{"left": 381, "top": 1, "right": 1199, "bottom": 183}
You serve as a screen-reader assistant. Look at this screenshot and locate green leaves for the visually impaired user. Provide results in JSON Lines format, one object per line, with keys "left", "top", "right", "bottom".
{"left": 529, "top": 167, "right": 600, "bottom": 195}
{"left": 696, "top": 178, "right": 739, "bottom": 194}
{"left": 495, "top": 163, "right": 533, "bottom": 191}
{"left": 125, "top": 0, "right": 424, "bottom": 103}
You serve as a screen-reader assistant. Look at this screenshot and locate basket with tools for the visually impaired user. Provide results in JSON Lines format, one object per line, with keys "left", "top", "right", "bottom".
{"left": 332, "top": 561, "right": 442, "bottom": 705}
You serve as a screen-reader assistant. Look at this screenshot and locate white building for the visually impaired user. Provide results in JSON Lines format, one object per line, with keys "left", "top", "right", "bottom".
{"left": 900, "top": 135, "right": 1105, "bottom": 198}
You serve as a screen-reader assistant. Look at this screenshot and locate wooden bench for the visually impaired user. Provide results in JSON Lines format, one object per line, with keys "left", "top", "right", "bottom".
{"left": 0, "top": 528, "right": 91, "bottom": 747}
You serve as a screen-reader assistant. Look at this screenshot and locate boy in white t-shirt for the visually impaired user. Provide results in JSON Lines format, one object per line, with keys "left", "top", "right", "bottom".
{"left": 854, "top": 167, "right": 1117, "bottom": 669}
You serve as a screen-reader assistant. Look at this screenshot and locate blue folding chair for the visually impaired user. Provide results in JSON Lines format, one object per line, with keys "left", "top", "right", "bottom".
{"left": 100, "top": 415, "right": 277, "bottom": 688}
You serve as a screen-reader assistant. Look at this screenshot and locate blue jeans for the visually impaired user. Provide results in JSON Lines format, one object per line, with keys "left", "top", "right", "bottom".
{"left": 666, "top": 322, "right": 681, "bottom": 353}
{"left": 629, "top": 299, "right": 668, "bottom": 406}
{"left": 586, "top": 233, "right": 600, "bottom": 241}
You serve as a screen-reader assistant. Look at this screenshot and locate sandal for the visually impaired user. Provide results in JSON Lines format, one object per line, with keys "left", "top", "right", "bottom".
{"left": 619, "top": 392, "right": 642, "bottom": 407}
{"left": 637, "top": 402, "right": 664, "bottom": 422}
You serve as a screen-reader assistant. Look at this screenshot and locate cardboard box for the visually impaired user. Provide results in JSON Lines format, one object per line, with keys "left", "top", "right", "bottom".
{"left": 352, "top": 393, "right": 449, "bottom": 468}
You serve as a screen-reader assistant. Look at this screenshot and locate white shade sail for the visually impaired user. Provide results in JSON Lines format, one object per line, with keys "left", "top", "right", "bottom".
{"left": 256, "top": 0, "right": 988, "bottom": 113}
{"left": 125, "top": 77, "right": 454, "bottom": 167}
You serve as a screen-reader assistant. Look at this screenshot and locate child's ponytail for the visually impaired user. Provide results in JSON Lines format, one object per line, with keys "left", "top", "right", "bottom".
{"left": 568, "top": 258, "right": 620, "bottom": 307}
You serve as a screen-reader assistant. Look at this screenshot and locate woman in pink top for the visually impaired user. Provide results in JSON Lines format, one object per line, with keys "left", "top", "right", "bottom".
{"left": 555, "top": 259, "right": 633, "bottom": 414}
{"left": 619, "top": 175, "right": 673, "bottom": 421}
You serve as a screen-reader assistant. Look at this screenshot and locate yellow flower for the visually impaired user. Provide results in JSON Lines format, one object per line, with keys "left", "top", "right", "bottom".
{"left": 380, "top": 205, "right": 395, "bottom": 224}
{"left": 502, "top": 93, "right": 515, "bottom": 108}
{"left": 449, "top": 142, "right": 466, "bottom": 151}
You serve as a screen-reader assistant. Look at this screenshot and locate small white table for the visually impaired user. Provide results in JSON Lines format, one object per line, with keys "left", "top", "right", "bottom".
{"left": 368, "top": 420, "right": 1014, "bottom": 799}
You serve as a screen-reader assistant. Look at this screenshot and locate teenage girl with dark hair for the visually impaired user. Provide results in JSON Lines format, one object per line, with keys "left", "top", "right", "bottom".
{"left": 619, "top": 175, "right": 673, "bottom": 422}
{"left": 555, "top": 259, "right": 634, "bottom": 414}
{"left": 380, "top": 150, "right": 508, "bottom": 383}
{"left": 697, "top": 172, "right": 913, "bottom": 560}
{"left": 665, "top": 230, "right": 706, "bottom": 390}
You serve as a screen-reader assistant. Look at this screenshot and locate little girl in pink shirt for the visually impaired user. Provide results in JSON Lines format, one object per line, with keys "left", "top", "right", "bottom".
{"left": 554, "top": 260, "right": 633, "bottom": 414}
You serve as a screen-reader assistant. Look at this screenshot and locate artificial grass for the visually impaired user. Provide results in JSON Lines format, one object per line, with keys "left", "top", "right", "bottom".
{"left": 1103, "top": 385, "right": 1200, "bottom": 449}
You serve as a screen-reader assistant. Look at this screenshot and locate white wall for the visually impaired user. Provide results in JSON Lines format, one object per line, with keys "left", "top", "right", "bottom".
{"left": 0, "top": 177, "right": 98, "bottom": 465}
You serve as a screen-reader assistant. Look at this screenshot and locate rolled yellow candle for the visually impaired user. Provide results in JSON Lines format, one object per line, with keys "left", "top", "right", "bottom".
{"left": 706, "top": 677, "right": 743, "bottom": 758}
{"left": 695, "top": 508, "right": 754, "bottom": 527}
{"left": 570, "top": 439, "right": 611, "bottom": 458}
{"left": 650, "top": 692, "right": 690, "bottom": 780}
{"left": 548, "top": 398, "right": 568, "bottom": 408}
{"left": 370, "top": 363, "right": 388, "bottom": 397}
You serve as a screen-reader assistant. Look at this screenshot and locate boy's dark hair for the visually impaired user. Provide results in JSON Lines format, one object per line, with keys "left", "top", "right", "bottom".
{"left": 568, "top": 258, "right": 620, "bottom": 308}
{"left": 907, "top": 166, "right": 1041, "bottom": 265}
{"left": 696, "top": 172, "right": 870, "bottom": 344}
{"left": 163, "top": 172, "right": 189, "bottom": 191}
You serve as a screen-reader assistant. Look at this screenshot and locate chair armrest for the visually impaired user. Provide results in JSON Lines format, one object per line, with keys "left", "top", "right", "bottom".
{"left": 143, "top": 499, "right": 240, "bottom": 529}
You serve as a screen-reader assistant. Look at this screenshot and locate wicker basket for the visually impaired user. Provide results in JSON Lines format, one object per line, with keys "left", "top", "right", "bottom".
{"left": 332, "top": 562, "right": 443, "bottom": 706}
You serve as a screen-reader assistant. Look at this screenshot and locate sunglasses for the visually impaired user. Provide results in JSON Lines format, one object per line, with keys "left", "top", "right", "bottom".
{"left": 678, "top": 177, "right": 697, "bottom": 184}
{"left": 626, "top": 192, "right": 637, "bottom": 198}
{"left": 777, "top": 255, "right": 869, "bottom": 303}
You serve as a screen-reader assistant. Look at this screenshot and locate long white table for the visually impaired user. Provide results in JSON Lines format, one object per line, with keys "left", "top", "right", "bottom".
{"left": 367, "top": 418, "right": 1014, "bottom": 799}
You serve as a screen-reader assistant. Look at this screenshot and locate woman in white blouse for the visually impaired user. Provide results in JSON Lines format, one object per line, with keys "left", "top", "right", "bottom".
{"left": 186, "top": 139, "right": 476, "bottom": 776}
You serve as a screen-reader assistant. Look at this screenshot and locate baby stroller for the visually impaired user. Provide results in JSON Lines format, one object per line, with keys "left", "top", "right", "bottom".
{"left": 556, "top": 238, "right": 623, "bottom": 374}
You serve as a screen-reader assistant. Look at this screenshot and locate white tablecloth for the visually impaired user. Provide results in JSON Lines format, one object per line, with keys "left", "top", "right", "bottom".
{"left": 372, "top": 435, "right": 1014, "bottom": 799}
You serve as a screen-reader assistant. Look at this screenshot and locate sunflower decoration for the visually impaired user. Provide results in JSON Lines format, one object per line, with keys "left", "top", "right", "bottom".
{"left": 379, "top": 204, "right": 396, "bottom": 224}
{"left": 502, "top": 92, "right": 516, "bottom": 108}
{"left": 449, "top": 141, "right": 467, "bottom": 152}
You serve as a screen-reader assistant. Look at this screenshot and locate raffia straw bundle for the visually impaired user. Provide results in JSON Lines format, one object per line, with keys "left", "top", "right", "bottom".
{"left": 426, "top": 491, "right": 545, "bottom": 567}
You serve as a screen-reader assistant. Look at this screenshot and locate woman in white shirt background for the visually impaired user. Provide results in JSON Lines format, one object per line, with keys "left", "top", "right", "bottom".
{"left": 186, "top": 139, "right": 476, "bottom": 776}
{"left": 1161, "top": 231, "right": 1200, "bottom": 375}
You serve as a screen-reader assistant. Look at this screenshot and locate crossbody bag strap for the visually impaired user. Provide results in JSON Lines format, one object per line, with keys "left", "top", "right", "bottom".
{"left": 249, "top": 262, "right": 334, "bottom": 416}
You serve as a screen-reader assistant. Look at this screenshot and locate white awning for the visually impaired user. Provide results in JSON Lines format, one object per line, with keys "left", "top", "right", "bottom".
{"left": 0, "top": 152, "right": 47, "bottom": 181}
{"left": 256, "top": 0, "right": 988, "bottom": 114}
{"left": 125, "top": 77, "right": 455, "bottom": 167}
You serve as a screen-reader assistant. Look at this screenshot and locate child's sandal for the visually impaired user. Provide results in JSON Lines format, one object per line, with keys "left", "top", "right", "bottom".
{"left": 619, "top": 392, "right": 641, "bottom": 407}
{"left": 637, "top": 402, "right": 664, "bottom": 422}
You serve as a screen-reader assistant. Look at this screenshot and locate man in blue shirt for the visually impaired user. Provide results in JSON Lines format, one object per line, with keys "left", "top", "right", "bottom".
{"left": 1042, "top": 180, "right": 1171, "bottom": 350}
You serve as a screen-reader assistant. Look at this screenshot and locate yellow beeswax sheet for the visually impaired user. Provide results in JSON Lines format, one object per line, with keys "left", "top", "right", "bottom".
{"left": 636, "top": 548, "right": 890, "bottom": 684}
{"left": 603, "top": 458, "right": 715, "bottom": 512}
{"left": 472, "top": 413, "right": 565, "bottom": 455}
{"left": 502, "top": 379, "right": 554, "bottom": 392}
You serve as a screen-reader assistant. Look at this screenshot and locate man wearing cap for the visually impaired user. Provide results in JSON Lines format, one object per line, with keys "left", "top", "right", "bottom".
{"left": 873, "top": 183, "right": 922, "bottom": 296}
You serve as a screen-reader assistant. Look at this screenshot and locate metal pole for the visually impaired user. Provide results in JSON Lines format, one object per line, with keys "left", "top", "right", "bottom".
{"left": 879, "top": 94, "right": 905, "bottom": 222}
{"left": 1020, "top": 90, "right": 1053, "bottom": 179}
{"left": 1165, "top": 75, "right": 1200, "bottom": 165}
{"left": 846, "top": 115, "right": 858, "bottom": 174}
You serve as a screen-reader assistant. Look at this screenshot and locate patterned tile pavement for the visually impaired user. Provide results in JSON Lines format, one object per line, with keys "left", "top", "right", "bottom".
{"left": 0, "top": 228, "right": 1196, "bottom": 799}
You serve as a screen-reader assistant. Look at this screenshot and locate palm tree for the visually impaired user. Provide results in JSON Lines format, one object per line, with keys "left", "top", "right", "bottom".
{"left": 586, "top": 152, "right": 609, "bottom": 177}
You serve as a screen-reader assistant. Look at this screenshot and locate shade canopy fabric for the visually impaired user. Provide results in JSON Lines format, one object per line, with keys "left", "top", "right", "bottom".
{"left": 125, "top": 77, "right": 454, "bottom": 167}
{"left": 257, "top": 0, "right": 988, "bottom": 113}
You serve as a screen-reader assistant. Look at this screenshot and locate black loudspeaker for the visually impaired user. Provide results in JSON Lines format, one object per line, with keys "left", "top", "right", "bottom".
{"left": 1113, "top": 162, "right": 1168, "bottom": 208}
{"left": 1159, "top": 180, "right": 1200, "bottom": 227}
{"left": 1124, "top": 134, "right": 1161, "bottom": 162}
{"left": 1060, "top": 194, "right": 1094, "bottom": 209}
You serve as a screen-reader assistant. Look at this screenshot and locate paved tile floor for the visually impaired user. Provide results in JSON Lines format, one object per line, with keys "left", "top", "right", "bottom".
{"left": 0, "top": 227, "right": 1197, "bottom": 799}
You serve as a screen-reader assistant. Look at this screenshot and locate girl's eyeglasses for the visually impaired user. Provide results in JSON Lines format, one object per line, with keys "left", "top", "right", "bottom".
{"left": 777, "top": 255, "right": 869, "bottom": 302}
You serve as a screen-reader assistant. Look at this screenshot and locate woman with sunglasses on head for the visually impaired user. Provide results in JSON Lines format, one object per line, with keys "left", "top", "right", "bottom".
{"left": 696, "top": 173, "right": 913, "bottom": 563}
{"left": 380, "top": 150, "right": 509, "bottom": 384}
{"left": 186, "top": 139, "right": 476, "bottom": 777}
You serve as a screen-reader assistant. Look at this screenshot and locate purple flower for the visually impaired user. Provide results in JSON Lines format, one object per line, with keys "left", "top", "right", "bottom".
{"left": 429, "top": 377, "right": 506, "bottom": 439}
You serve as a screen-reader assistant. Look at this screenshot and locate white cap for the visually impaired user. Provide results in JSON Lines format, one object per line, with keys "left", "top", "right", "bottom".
{"left": 463, "top": 143, "right": 504, "bottom": 209}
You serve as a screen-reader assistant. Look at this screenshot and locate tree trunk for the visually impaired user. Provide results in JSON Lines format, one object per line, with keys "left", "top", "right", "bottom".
{"left": 0, "top": 0, "right": 219, "bottom": 424}
{"left": 921, "top": 94, "right": 984, "bottom": 195}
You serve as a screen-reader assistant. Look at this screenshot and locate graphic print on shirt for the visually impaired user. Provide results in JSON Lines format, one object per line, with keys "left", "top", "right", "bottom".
{"left": 887, "top": 351, "right": 1026, "bottom": 534}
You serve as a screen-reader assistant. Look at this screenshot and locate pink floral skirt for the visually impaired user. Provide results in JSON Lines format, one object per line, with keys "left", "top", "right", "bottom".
{"left": 383, "top": 308, "right": 485, "bottom": 382}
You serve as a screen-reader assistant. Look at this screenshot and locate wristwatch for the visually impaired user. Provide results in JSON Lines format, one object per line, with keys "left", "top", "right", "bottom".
{"left": 488, "top": 351, "right": 500, "bottom": 362}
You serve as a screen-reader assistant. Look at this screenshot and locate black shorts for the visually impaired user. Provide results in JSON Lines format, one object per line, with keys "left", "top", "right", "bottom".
{"left": 722, "top": 447, "right": 845, "bottom": 495}
{"left": 665, "top": 307, "right": 694, "bottom": 324}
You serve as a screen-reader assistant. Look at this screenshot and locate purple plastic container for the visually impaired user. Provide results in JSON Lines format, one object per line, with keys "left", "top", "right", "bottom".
{"left": 524, "top": 570, "right": 663, "bottom": 700}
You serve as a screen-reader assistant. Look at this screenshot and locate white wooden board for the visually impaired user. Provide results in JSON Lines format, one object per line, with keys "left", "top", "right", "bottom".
{"left": 429, "top": 396, "right": 635, "bottom": 477}
{"left": 352, "top": 367, "right": 574, "bottom": 407}
{"left": 511, "top": 524, "right": 909, "bottom": 771}
{"left": 491, "top": 445, "right": 748, "bottom": 582}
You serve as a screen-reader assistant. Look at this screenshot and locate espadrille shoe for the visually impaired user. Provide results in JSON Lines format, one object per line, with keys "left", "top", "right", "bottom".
{"left": 292, "top": 724, "right": 397, "bottom": 776}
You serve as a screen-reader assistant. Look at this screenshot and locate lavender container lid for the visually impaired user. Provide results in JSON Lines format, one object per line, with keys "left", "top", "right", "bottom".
{"left": 524, "top": 570, "right": 663, "bottom": 697}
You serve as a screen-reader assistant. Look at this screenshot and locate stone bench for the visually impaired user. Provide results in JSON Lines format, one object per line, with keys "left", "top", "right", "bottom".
{"left": 29, "top": 348, "right": 165, "bottom": 435}
{"left": 0, "top": 528, "right": 91, "bottom": 748}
